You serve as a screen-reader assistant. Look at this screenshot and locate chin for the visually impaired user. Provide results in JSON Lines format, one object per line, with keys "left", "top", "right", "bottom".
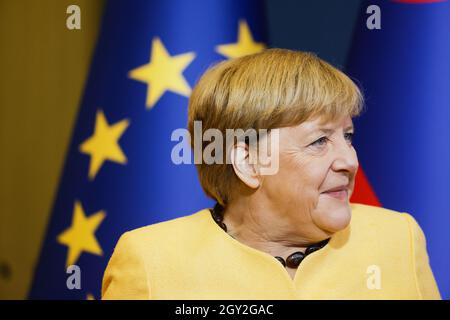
{"left": 314, "top": 205, "right": 352, "bottom": 233}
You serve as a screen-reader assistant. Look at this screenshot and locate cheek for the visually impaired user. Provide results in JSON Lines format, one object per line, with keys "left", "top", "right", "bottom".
{"left": 275, "top": 153, "right": 329, "bottom": 207}
{"left": 287, "top": 153, "right": 330, "bottom": 192}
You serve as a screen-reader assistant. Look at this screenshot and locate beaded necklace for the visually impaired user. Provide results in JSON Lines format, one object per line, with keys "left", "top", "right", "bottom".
{"left": 210, "top": 203, "right": 330, "bottom": 268}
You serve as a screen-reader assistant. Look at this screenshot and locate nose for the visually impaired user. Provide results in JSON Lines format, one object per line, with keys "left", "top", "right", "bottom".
{"left": 331, "top": 137, "right": 359, "bottom": 174}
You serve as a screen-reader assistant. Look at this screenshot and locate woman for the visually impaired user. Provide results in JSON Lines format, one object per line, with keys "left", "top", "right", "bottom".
{"left": 102, "top": 49, "right": 441, "bottom": 299}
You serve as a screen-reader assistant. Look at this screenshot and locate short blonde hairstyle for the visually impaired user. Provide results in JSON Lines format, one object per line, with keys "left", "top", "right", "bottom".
{"left": 188, "top": 48, "right": 363, "bottom": 206}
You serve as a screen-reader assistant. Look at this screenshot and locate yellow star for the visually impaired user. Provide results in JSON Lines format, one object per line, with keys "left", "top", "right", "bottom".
{"left": 216, "top": 20, "right": 266, "bottom": 59}
{"left": 86, "top": 293, "right": 95, "bottom": 300}
{"left": 129, "top": 37, "right": 195, "bottom": 109}
{"left": 57, "top": 201, "right": 106, "bottom": 267}
{"left": 79, "top": 110, "right": 129, "bottom": 180}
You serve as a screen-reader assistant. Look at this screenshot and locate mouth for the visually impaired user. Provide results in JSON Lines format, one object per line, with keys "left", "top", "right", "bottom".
{"left": 321, "top": 185, "right": 349, "bottom": 201}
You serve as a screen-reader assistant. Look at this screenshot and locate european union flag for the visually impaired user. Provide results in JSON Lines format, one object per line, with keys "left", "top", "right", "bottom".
{"left": 347, "top": 0, "right": 450, "bottom": 298}
{"left": 29, "top": 0, "right": 267, "bottom": 299}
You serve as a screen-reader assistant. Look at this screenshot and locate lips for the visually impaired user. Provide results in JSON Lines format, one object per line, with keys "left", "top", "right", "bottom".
{"left": 322, "top": 184, "right": 349, "bottom": 201}
{"left": 323, "top": 185, "right": 348, "bottom": 193}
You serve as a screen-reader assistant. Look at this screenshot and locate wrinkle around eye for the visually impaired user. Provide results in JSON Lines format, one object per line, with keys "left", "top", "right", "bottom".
{"left": 309, "top": 136, "right": 329, "bottom": 149}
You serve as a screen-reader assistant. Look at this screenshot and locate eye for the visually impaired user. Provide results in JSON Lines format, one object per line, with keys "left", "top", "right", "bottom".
{"left": 344, "top": 132, "right": 354, "bottom": 144}
{"left": 310, "top": 136, "right": 328, "bottom": 147}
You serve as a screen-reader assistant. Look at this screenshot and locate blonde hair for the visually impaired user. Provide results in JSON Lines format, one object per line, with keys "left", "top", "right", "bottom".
{"left": 188, "top": 48, "right": 363, "bottom": 206}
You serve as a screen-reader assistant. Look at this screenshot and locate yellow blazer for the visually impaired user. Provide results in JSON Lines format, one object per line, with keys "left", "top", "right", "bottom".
{"left": 102, "top": 203, "right": 441, "bottom": 299}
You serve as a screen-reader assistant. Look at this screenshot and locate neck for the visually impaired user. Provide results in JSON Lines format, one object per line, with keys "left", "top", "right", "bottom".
{"left": 221, "top": 197, "right": 322, "bottom": 259}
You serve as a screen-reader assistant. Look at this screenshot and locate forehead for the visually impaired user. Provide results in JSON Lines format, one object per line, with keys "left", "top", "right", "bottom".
{"left": 295, "top": 115, "right": 354, "bottom": 133}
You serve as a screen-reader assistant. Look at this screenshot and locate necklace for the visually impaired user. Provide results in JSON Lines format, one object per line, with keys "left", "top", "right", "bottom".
{"left": 210, "top": 203, "right": 330, "bottom": 269}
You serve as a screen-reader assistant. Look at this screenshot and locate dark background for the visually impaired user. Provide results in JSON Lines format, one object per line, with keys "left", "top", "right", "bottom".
{"left": 266, "top": 0, "right": 363, "bottom": 68}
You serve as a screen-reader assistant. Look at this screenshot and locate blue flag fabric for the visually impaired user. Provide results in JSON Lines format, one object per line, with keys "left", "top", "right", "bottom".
{"left": 29, "top": 0, "right": 267, "bottom": 299}
{"left": 347, "top": 0, "right": 450, "bottom": 299}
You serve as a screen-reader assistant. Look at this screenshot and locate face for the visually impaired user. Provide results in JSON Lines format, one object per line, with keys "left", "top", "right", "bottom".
{"left": 260, "top": 114, "right": 358, "bottom": 241}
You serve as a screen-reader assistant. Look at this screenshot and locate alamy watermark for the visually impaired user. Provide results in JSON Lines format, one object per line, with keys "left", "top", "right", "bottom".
{"left": 366, "top": 5, "right": 381, "bottom": 30}
{"left": 171, "top": 121, "right": 280, "bottom": 175}
{"left": 366, "top": 264, "right": 382, "bottom": 290}
{"left": 66, "top": 5, "right": 81, "bottom": 30}
{"left": 66, "top": 264, "right": 81, "bottom": 290}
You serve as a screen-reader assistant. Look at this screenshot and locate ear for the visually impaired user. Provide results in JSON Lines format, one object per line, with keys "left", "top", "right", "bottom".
{"left": 230, "top": 141, "right": 260, "bottom": 189}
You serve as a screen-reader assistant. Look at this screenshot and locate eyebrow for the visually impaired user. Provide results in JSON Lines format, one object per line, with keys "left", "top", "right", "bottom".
{"left": 314, "top": 125, "right": 355, "bottom": 135}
